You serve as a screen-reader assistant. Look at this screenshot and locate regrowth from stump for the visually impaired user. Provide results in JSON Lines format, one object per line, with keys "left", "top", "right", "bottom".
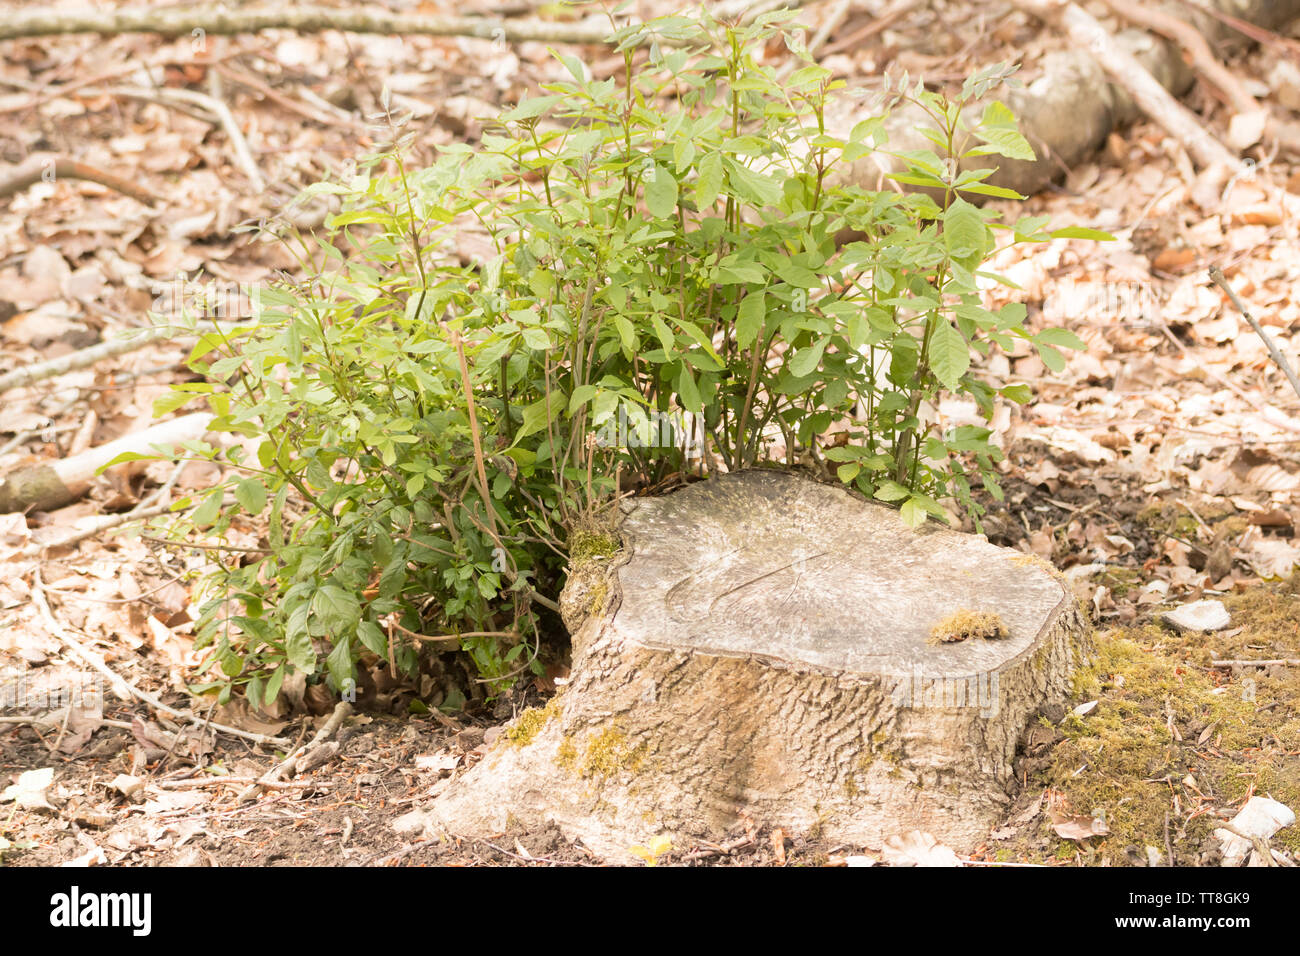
{"left": 397, "top": 470, "right": 1091, "bottom": 858}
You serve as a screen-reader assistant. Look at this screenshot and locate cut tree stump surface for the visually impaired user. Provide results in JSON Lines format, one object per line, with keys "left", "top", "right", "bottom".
{"left": 398, "top": 470, "right": 1090, "bottom": 858}
{"left": 615, "top": 469, "right": 1069, "bottom": 679}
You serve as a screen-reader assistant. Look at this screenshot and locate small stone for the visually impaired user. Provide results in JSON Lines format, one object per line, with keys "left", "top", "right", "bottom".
{"left": 1161, "top": 599, "right": 1230, "bottom": 633}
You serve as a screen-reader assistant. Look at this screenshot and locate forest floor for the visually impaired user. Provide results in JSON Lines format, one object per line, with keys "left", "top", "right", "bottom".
{"left": 1, "top": 0, "right": 1299, "bottom": 866}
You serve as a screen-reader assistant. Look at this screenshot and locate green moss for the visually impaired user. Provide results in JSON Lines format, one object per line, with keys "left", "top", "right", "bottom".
{"left": 586, "top": 577, "right": 609, "bottom": 616}
{"left": 576, "top": 726, "right": 648, "bottom": 778}
{"left": 504, "top": 697, "right": 563, "bottom": 748}
{"left": 568, "top": 528, "right": 620, "bottom": 566}
{"left": 1097, "top": 566, "right": 1142, "bottom": 598}
{"left": 1023, "top": 608, "right": 1300, "bottom": 864}
{"left": 555, "top": 736, "right": 578, "bottom": 771}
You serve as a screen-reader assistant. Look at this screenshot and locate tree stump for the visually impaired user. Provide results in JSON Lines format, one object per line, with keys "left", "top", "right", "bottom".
{"left": 396, "top": 469, "right": 1091, "bottom": 858}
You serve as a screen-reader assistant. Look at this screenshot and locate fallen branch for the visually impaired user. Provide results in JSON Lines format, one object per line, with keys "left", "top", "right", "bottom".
{"left": 0, "top": 327, "right": 172, "bottom": 394}
{"left": 1209, "top": 658, "right": 1300, "bottom": 667}
{"left": 1014, "top": 0, "right": 1238, "bottom": 171}
{"left": 371, "top": 840, "right": 434, "bottom": 866}
{"left": 1209, "top": 266, "right": 1300, "bottom": 402}
{"left": 19, "top": 487, "right": 176, "bottom": 558}
{"left": 0, "top": 412, "right": 213, "bottom": 514}
{"left": 152, "top": 776, "right": 313, "bottom": 790}
{"left": 0, "top": 6, "right": 630, "bottom": 44}
{"left": 679, "top": 835, "right": 755, "bottom": 863}
{"left": 0, "top": 154, "right": 162, "bottom": 205}
{"left": 818, "top": 0, "right": 924, "bottom": 57}
{"left": 15, "top": 459, "right": 183, "bottom": 561}
{"left": 1100, "top": 0, "right": 1286, "bottom": 154}
{"left": 236, "top": 701, "right": 352, "bottom": 803}
{"left": 1174, "top": 0, "right": 1300, "bottom": 60}
{"left": 0, "top": 320, "right": 249, "bottom": 395}
{"left": 1099, "top": 0, "right": 1257, "bottom": 116}
{"left": 0, "top": 715, "right": 133, "bottom": 731}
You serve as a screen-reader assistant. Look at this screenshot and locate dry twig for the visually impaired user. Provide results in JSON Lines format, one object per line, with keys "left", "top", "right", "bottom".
{"left": 1209, "top": 266, "right": 1300, "bottom": 402}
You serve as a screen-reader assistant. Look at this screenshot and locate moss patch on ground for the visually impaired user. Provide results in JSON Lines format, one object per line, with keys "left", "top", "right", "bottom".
{"left": 1006, "top": 577, "right": 1300, "bottom": 865}
{"left": 1136, "top": 503, "right": 1201, "bottom": 540}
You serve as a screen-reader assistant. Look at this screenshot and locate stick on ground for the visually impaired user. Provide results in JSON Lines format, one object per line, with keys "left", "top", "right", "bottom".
{"left": 236, "top": 702, "right": 352, "bottom": 803}
{"left": 1209, "top": 266, "right": 1300, "bottom": 401}
{"left": 0, "top": 154, "right": 162, "bottom": 205}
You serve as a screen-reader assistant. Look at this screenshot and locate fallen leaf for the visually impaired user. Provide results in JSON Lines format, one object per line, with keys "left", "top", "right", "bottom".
{"left": 881, "top": 830, "right": 961, "bottom": 866}
{"left": 2, "top": 767, "right": 56, "bottom": 811}
{"left": 1050, "top": 810, "right": 1110, "bottom": 841}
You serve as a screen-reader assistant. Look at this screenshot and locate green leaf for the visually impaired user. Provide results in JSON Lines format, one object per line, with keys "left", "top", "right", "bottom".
{"left": 973, "top": 101, "right": 1036, "bottom": 161}
{"left": 645, "top": 163, "right": 679, "bottom": 219}
{"left": 326, "top": 635, "right": 353, "bottom": 690}
{"left": 724, "top": 158, "right": 782, "bottom": 206}
{"left": 613, "top": 313, "right": 635, "bottom": 350}
{"left": 96, "top": 451, "right": 157, "bottom": 472}
{"left": 152, "top": 390, "right": 201, "bottom": 416}
{"left": 716, "top": 259, "right": 766, "bottom": 285}
{"left": 887, "top": 171, "right": 948, "bottom": 190}
{"left": 928, "top": 318, "right": 969, "bottom": 390}
{"left": 943, "top": 199, "right": 988, "bottom": 262}
{"left": 191, "top": 491, "right": 222, "bottom": 527}
{"left": 313, "top": 585, "right": 361, "bottom": 633}
{"left": 900, "top": 497, "right": 928, "bottom": 528}
{"left": 874, "top": 480, "right": 910, "bottom": 503}
{"left": 514, "top": 397, "right": 561, "bottom": 444}
{"left": 1036, "top": 343, "right": 1067, "bottom": 372}
{"left": 285, "top": 606, "right": 316, "bottom": 674}
{"left": 651, "top": 313, "right": 676, "bottom": 352}
{"left": 695, "top": 151, "right": 723, "bottom": 208}
{"left": 568, "top": 383, "right": 599, "bottom": 413}
{"left": 264, "top": 666, "right": 285, "bottom": 706}
{"left": 958, "top": 182, "right": 1026, "bottom": 200}
{"left": 999, "top": 383, "right": 1033, "bottom": 404}
{"left": 676, "top": 363, "right": 702, "bottom": 413}
{"left": 521, "top": 326, "right": 550, "bottom": 350}
{"left": 358, "top": 620, "right": 388, "bottom": 657}
{"left": 788, "top": 337, "right": 826, "bottom": 378}
{"left": 499, "top": 94, "right": 565, "bottom": 122}
{"left": 736, "top": 290, "right": 766, "bottom": 349}
{"left": 1034, "top": 327, "right": 1087, "bottom": 350}
{"left": 234, "top": 478, "right": 267, "bottom": 514}
{"left": 1048, "top": 226, "right": 1116, "bottom": 241}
